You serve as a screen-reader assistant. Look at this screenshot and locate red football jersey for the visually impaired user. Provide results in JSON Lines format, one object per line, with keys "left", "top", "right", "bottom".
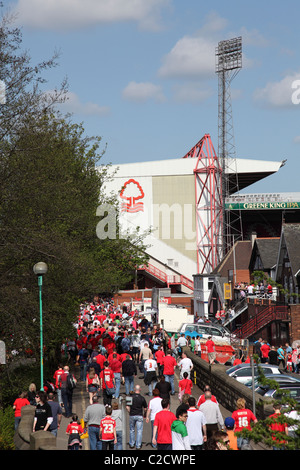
{"left": 100, "top": 416, "right": 116, "bottom": 441}
{"left": 232, "top": 408, "right": 257, "bottom": 432}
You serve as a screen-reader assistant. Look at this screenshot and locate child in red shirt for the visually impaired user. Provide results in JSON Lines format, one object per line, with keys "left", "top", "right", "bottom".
{"left": 178, "top": 372, "right": 193, "bottom": 401}
{"left": 100, "top": 406, "right": 117, "bottom": 450}
{"left": 66, "top": 415, "right": 84, "bottom": 450}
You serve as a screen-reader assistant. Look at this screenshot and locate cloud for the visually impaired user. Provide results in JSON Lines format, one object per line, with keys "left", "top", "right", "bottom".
{"left": 50, "top": 90, "right": 111, "bottom": 116}
{"left": 158, "top": 35, "right": 216, "bottom": 80}
{"left": 122, "top": 81, "right": 166, "bottom": 103}
{"left": 253, "top": 71, "right": 300, "bottom": 108}
{"left": 13, "top": 0, "right": 171, "bottom": 31}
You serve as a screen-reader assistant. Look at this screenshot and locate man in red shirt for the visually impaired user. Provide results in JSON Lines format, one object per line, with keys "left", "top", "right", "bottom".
{"left": 152, "top": 398, "right": 176, "bottom": 450}
{"left": 268, "top": 403, "right": 288, "bottom": 449}
{"left": 205, "top": 336, "right": 216, "bottom": 365}
{"left": 161, "top": 350, "right": 177, "bottom": 395}
{"left": 197, "top": 385, "right": 218, "bottom": 407}
{"left": 155, "top": 345, "right": 165, "bottom": 375}
{"left": 260, "top": 340, "right": 271, "bottom": 363}
{"left": 100, "top": 362, "right": 115, "bottom": 406}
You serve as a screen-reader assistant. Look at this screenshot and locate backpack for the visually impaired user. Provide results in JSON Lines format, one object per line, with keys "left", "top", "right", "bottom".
{"left": 67, "top": 373, "right": 76, "bottom": 391}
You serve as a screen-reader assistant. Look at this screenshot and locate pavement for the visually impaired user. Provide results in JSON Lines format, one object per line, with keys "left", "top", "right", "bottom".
{"left": 55, "top": 362, "right": 233, "bottom": 451}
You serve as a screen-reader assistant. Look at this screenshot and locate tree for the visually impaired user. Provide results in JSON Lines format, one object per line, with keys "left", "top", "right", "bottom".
{"left": 0, "top": 9, "right": 148, "bottom": 376}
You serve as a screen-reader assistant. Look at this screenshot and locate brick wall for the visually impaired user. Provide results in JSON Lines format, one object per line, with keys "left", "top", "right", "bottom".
{"left": 290, "top": 304, "right": 300, "bottom": 342}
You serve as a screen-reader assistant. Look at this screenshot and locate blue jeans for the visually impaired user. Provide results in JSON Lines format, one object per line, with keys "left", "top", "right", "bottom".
{"left": 129, "top": 415, "right": 144, "bottom": 448}
{"left": 61, "top": 388, "right": 73, "bottom": 416}
{"left": 148, "top": 380, "right": 157, "bottom": 396}
{"left": 114, "top": 372, "right": 121, "bottom": 398}
{"left": 88, "top": 425, "right": 102, "bottom": 450}
{"left": 116, "top": 431, "right": 123, "bottom": 450}
{"left": 80, "top": 363, "right": 87, "bottom": 382}
{"left": 125, "top": 376, "right": 134, "bottom": 395}
{"left": 165, "top": 374, "right": 175, "bottom": 394}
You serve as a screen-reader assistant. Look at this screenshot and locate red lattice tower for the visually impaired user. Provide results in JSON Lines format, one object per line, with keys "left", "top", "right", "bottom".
{"left": 183, "top": 134, "right": 223, "bottom": 274}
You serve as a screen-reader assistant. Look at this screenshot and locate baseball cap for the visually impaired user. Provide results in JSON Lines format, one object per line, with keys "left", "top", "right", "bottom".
{"left": 224, "top": 417, "right": 235, "bottom": 429}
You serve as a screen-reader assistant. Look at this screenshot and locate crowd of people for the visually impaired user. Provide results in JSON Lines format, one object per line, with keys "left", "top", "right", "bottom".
{"left": 12, "top": 298, "right": 296, "bottom": 451}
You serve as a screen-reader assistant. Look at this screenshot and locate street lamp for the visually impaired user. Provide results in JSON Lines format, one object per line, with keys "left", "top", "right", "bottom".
{"left": 33, "top": 262, "right": 48, "bottom": 391}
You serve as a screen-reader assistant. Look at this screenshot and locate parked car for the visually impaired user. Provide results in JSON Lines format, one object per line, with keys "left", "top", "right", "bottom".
{"left": 244, "top": 374, "right": 300, "bottom": 394}
{"left": 226, "top": 363, "right": 282, "bottom": 385}
{"left": 263, "top": 383, "right": 300, "bottom": 403}
{"left": 179, "top": 322, "right": 233, "bottom": 344}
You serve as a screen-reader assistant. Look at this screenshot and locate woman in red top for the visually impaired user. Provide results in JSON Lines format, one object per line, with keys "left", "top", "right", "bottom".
{"left": 13, "top": 392, "right": 30, "bottom": 429}
{"left": 178, "top": 372, "right": 193, "bottom": 401}
{"left": 86, "top": 368, "right": 100, "bottom": 404}
{"left": 231, "top": 398, "right": 257, "bottom": 450}
{"left": 100, "top": 362, "right": 116, "bottom": 406}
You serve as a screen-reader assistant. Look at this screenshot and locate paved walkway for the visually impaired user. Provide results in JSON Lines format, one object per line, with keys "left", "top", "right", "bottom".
{"left": 55, "top": 363, "right": 232, "bottom": 451}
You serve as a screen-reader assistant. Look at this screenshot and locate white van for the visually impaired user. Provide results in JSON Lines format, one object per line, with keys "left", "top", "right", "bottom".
{"left": 179, "top": 322, "right": 233, "bottom": 344}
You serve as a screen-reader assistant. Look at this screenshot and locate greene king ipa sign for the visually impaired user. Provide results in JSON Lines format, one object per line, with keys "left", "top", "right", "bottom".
{"left": 226, "top": 201, "right": 300, "bottom": 210}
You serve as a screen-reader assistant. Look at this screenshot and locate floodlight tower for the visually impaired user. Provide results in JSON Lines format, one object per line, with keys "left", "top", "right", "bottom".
{"left": 216, "top": 37, "right": 243, "bottom": 255}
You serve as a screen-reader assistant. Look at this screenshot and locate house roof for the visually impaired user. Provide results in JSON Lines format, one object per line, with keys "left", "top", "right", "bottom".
{"left": 212, "top": 240, "right": 252, "bottom": 276}
{"left": 251, "top": 238, "right": 280, "bottom": 271}
{"left": 282, "top": 223, "right": 300, "bottom": 277}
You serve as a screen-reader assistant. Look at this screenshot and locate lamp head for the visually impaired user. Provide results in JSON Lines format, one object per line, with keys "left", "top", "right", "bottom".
{"left": 33, "top": 262, "right": 48, "bottom": 276}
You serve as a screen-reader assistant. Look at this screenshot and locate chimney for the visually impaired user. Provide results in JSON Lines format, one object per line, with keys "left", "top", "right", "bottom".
{"left": 251, "top": 231, "right": 257, "bottom": 247}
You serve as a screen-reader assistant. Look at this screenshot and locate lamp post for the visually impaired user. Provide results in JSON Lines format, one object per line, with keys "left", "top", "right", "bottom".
{"left": 33, "top": 262, "right": 48, "bottom": 391}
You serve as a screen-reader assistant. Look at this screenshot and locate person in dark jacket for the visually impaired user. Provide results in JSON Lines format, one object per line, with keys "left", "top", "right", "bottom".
{"left": 122, "top": 354, "right": 137, "bottom": 395}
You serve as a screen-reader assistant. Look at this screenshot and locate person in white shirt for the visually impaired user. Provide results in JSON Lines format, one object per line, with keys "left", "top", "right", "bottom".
{"left": 195, "top": 336, "right": 201, "bottom": 357}
{"left": 144, "top": 356, "right": 158, "bottom": 396}
{"left": 146, "top": 389, "right": 163, "bottom": 448}
{"left": 178, "top": 352, "right": 193, "bottom": 379}
{"left": 186, "top": 396, "right": 207, "bottom": 450}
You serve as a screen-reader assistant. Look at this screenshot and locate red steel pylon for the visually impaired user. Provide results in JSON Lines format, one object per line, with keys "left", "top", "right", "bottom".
{"left": 183, "top": 134, "right": 223, "bottom": 274}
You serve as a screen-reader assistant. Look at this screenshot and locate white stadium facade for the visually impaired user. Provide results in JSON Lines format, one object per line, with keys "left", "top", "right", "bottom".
{"left": 101, "top": 134, "right": 299, "bottom": 303}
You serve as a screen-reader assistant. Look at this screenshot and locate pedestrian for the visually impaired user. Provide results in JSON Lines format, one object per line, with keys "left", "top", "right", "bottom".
{"left": 139, "top": 341, "right": 152, "bottom": 378}
{"left": 186, "top": 396, "right": 207, "bottom": 450}
{"left": 109, "top": 353, "right": 122, "bottom": 399}
{"left": 146, "top": 388, "right": 163, "bottom": 448}
{"left": 152, "top": 398, "right": 176, "bottom": 451}
{"left": 260, "top": 340, "right": 271, "bottom": 363}
{"left": 171, "top": 408, "right": 191, "bottom": 450}
{"left": 33, "top": 391, "right": 53, "bottom": 432}
{"left": 253, "top": 337, "right": 263, "bottom": 361}
{"left": 154, "top": 345, "right": 165, "bottom": 376}
{"left": 127, "top": 384, "right": 147, "bottom": 450}
{"left": 13, "top": 391, "right": 30, "bottom": 430}
{"left": 178, "top": 351, "right": 193, "bottom": 379}
{"left": 66, "top": 414, "right": 84, "bottom": 450}
{"left": 178, "top": 371, "right": 193, "bottom": 402}
{"left": 161, "top": 350, "right": 177, "bottom": 395}
{"left": 268, "top": 403, "right": 289, "bottom": 450}
{"left": 177, "top": 334, "right": 187, "bottom": 357}
{"left": 27, "top": 383, "right": 37, "bottom": 406}
{"left": 155, "top": 374, "right": 172, "bottom": 399}
{"left": 86, "top": 367, "right": 100, "bottom": 404}
{"left": 58, "top": 365, "right": 77, "bottom": 417}
{"left": 268, "top": 346, "right": 278, "bottom": 365}
{"left": 195, "top": 336, "right": 202, "bottom": 358}
{"left": 205, "top": 430, "right": 230, "bottom": 450}
{"left": 205, "top": 336, "right": 217, "bottom": 365}
{"left": 100, "top": 361, "right": 116, "bottom": 406}
{"left": 231, "top": 397, "right": 257, "bottom": 450}
{"left": 197, "top": 385, "right": 218, "bottom": 407}
{"left": 47, "top": 392, "right": 63, "bottom": 437}
{"left": 76, "top": 346, "right": 90, "bottom": 382}
{"left": 83, "top": 395, "right": 106, "bottom": 450}
{"left": 277, "top": 345, "right": 285, "bottom": 369}
{"left": 144, "top": 355, "right": 158, "bottom": 396}
{"left": 100, "top": 406, "right": 117, "bottom": 450}
{"left": 199, "top": 390, "right": 224, "bottom": 438}
{"left": 53, "top": 364, "right": 64, "bottom": 406}
{"left": 122, "top": 354, "right": 137, "bottom": 395}
{"left": 111, "top": 401, "right": 123, "bottom": 450}
{"left": 224, "top": 417, "right": 238, "bottom": 450}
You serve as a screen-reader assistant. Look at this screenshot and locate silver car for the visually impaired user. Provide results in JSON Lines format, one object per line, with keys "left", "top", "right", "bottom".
{"left": 226, "top": 363, "right": 282, "bottom": 385}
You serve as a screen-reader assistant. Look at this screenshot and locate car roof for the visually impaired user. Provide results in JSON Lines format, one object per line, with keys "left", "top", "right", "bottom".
{"left": 226, "top": 363, "right": 279, "bottom": 374}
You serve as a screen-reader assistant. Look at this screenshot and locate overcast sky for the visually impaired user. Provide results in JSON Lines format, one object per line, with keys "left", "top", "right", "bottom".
{"left": 6, "top": 0, "right": 300, "bottom": 194}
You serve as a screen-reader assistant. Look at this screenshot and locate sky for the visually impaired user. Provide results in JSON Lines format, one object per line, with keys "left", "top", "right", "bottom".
{"left": 5, "top": 0, "right": 300, "bottom": 194}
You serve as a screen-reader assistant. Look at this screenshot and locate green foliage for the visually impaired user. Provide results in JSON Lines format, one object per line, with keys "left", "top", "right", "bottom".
{"left": 0, "top": 406, "right": 15, "bottom": 450}
{"left": 0, "top": 10, "right": 148, "bottom": 373}
{"left": 235, "top": 363, "right": 300, "bottom": 450}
